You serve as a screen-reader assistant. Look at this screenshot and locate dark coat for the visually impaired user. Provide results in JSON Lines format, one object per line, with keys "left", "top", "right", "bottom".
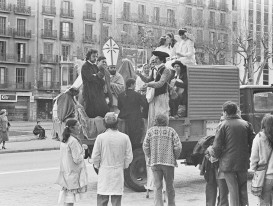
{"left": 81, "top": 61, "right": 109, "bottom": 118}
{"left": 174, "top": 71, "right": 187, "bottom": 105}
{"left": 118, "top": 89, "right": 148, "bottom": 148}
{"left": 212, "top": 115, "right": 255, "bottom": 172}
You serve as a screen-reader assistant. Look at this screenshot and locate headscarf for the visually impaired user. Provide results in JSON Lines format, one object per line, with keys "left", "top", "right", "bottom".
{"left": 118, "top": 58, "right": 137, "bottom": 83}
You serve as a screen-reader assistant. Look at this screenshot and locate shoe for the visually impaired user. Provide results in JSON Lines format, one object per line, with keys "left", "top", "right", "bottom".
{"left": 2, "top": 146, "right": 6, "bottom": 149}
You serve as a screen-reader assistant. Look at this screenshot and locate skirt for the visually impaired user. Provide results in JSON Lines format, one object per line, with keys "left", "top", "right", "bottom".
{"left": 58, "top": 185, "right": 87, "bottom": 204}
{"left": 0, "top": 131, "right": 9, "bottom": 142}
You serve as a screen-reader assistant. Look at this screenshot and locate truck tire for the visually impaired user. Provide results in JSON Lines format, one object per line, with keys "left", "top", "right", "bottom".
{"left": 124, "top": 148, "right": 147, "bottom": 192}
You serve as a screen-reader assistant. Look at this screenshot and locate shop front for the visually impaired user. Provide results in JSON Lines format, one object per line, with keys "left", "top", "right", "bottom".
{"left": 0, "top": 93, "right": 30, "bottom": 121}
{"left": 36, "top": 98, "right": 53, "bottom": 120}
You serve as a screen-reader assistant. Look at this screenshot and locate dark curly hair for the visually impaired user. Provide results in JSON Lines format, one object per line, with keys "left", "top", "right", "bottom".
{"left": 62, "top": 119, "right": 78, "bottom": 143}
{"left": 85, "top": 49, "right": 98, "bottom": 61}
{"left": 261, "top": 114, "right": 273, "bottom": 150}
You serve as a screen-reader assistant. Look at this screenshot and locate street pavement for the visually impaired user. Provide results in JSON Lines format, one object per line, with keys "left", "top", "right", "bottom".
{"left": 0, "top": 121, "right": 60, "bottom": 154}
{"left": 0, "top": 150, "right": 260, "bottom": 206}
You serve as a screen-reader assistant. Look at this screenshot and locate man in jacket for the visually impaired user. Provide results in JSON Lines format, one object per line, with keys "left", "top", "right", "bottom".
{"left": 91, "top": 112, "right": 133, "bottom": 206}
{"left": 143, "top": 113, "right": 182, "bottom": 206}
{"left": 209, "top": 101, "right": 255, "bottom": 206}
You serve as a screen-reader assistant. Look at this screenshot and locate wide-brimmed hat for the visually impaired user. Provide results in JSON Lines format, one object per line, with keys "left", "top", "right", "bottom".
{"left": 178, "top": 28, "right": 188, "bottom": 36}
{"left": 0, "top": 109, "right": 6, "bottom": 115}
{"left": 171, "top": 60, "right": 185, "bottom": 69}
{"left": 104, "top": 112, "right": 118, "bottom": 124}
{"left": 152, "top": 51, "right": 170, "bottom": 59}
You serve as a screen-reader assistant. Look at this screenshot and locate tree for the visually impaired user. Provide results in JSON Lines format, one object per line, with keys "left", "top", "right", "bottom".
{"left": 232, "top": 33, "right": 272, "bottom": 85}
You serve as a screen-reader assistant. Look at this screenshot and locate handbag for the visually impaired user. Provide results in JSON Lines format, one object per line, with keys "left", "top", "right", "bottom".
{"left": 251, "top": 143, "right": 273, "bottom": 197}
{"left": 146, "top": 87, "right": 155, "bottom": 103}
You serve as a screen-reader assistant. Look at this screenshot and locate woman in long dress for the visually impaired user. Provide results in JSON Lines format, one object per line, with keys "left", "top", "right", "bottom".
{"left": 0, "top": 109, "right": 10, "bottom": 149}
{"left": 56, "top": 119, "right": 88, "bottom": 206}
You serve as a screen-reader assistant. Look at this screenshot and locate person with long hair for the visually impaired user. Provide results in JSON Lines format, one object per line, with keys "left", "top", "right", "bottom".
{"left": 155, "top": 33, "right": 176, "bottom": 57}
{"left": 56, "top": 119, "right": 88, "bottom": 206}
{"left": 250, "top": 114, "right": 273, "bottom": 205}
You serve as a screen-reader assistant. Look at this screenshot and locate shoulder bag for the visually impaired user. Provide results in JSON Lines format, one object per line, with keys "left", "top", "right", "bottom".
{"left": 251, "top": 143, "right": 273, "bottom": 197}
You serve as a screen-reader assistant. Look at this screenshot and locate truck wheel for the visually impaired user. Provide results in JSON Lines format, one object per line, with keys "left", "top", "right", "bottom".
{"left": 124, "top": 148, "right": 147, "bottom": 192}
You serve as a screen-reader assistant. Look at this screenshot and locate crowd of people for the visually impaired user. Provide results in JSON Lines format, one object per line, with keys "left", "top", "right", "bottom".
{"left": 54, "top": 28, "right": 273, "bottom": 206}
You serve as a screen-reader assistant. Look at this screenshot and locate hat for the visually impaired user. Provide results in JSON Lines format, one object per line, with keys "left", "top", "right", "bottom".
{"left": 171, "top": 60, "right": 185, "bottom": 69}
{"left": 152, "top": 51, "right": 170, "bottom": 59}
{"left": 104, "top": 112, "right": 118, "bottom": 124}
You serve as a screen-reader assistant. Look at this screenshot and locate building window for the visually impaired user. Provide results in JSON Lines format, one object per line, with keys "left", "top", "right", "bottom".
{"left": 232, "top": 0, "right": 236, "bottom": 10}
{"left": 167, "top": 9, "right": 175, "bottom": 24}
{"left": 123, "top": 24, "right": 130, "bottom": 34}
{"left": 43, "top": 67, "right": 52, "bottom": 87}
{"left": 44, "top": 19, "right": 53, "bottom": 31}
{"left": 16, "top": 43, "right": 26, "bottom": 62}
{"left": 62, "top": 66, "right": 73, "bottom": 86}
{"left": 209, "top": 11, "right": 215, "bottom": 27}
{"left": 85, "top": 24, "right": 93, "bottom": 41}
{"left": 17, "top": 19, "right": 26, "bottom": 36}
{"left": 209, "top": 31, "right": 216, "bottom": 44}
{"left": 16, "top": 68, "right": 25, "bottom": 84}
{"left": 44, "top": 0, "right": 55, "bottom": 6}
{"left": 185, "top": 7, "right": 192, "bottom": 25}
{"left": 0, "top": 17, "right": 6, "bottom": 35}
{"left": 220, "top": 13, "right": 226, "bottom": 25}
{"left": 62, "top": 0, "right": 71, "bottom": 11}
{"left": 0, "top": 41, "right": 6, "bottom": 60}
{"left": 62, "top": 45, "right": 70, "bottom": 61}
{"left": 0, "top": 67, "right": 7, "bottom": 84}
{"left": 103, "top": 26, "right": 109, "bottom": 41}
{"left": 138, "top": 4, "right": 145, "bottom": 17}
{"left": 60, "top": 22, "right": 73, "bottom": 39}
{"left": 232, "top": 21, "right": 237, "bottom": 31}
{"left": 123, "top": 2, "right": 130, "bottom": 20}
{"left": 196, "top": 9, "right": 203, "bottom": 25}
{"left": 17, "top": 0, "right": 26, "bottom": 7}
{"left": 153, "top": 7, "right": 160, "bottom": 23}
{"left": 44, "top": 43, "right": 53, "bottom": 59}
{"left": 196, "top": 30, "right": 203, "bottom": 43}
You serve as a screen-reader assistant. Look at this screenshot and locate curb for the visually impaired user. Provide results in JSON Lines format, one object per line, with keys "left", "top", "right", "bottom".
{"left": 9, "top": 136, "right": 38, "bottom": 143}
{"left": 0, "top": 147, "right": 60, "bottom": 154}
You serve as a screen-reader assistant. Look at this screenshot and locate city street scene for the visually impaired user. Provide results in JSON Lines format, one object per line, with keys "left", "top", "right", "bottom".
{"left": 0, "top": 0, "right": 273, "bottom": 205}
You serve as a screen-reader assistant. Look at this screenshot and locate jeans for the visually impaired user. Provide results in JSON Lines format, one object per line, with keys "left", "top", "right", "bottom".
{"left": 152, "top": 165, "right": 175, "bottom": 206}
{"left": 223, "top": 171, "right": 248, "bottom": 206}
{"left": 204, "top": 162, "right": 229, "bottom": 206}
{"left": 97, "top": 194, "right": 122, "bottom": 206}
{"left": 260, "top": 178, "right": 273, "bottom": 206}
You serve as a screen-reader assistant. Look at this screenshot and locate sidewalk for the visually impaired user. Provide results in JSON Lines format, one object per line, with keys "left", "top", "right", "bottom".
{"left": 0, "top": 121, "right": 60, "bottom": 154}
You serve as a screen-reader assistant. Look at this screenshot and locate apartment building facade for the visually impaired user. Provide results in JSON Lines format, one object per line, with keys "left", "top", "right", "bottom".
{"left": 0, "top": 0, "right": 238, "bottom": 121}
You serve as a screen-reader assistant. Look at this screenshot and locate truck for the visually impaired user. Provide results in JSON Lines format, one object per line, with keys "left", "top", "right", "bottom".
{"left": 67, "top": 65, "right": 273, "bottom": 192}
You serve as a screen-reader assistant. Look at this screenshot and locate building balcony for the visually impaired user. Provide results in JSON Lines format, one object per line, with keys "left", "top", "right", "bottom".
{"left": 216, "top": 24, "right": 230, "bottom": 31}
{"left": 193, "top": 20, "right": 206, "bottom": 27}
{"left": 83, "top": 12, "right": 96, "bottom": 21}
{"left": 102, "top": 14, "right": 112, "bottom": 23}
{"left": 42, "top": 6, "right": 56, "bottom": 16}
{"left": 13, "top": 29, "right": 32, "bottom": 39}
{"left": 0, "top": 27, "right": 13, "bottom": 37}
{"left": 60, "top": 8, "right": 74, "bottom": 18}
{"left": 150, "top": 17, "right": 160, "bottom": 26}
{"left": 185, "top": 0, "right": 196, "bottom": 6}
{"left": 60, "top": 32, "right": 74, "bottom": 41}
{"left": 0, "top": 82, "right": 31, "bottom": 90}
{"left": 0, "top": 3, "right": 12, "bottom": 13}
{"left": 208, "top": 22, "right": 216, "bottom": 29}
{"left": 218, "top": 3, "right": 229, "bottom": 12}
{"left": 120, "top": 12, "right": 149, "bottom": 24}
{"left": 163, "top": 18, "right": 177, "bottom": 28}
{"left": 41, "top": 29, "right": 57, "bottom": 39}
{"left": 208, "top": 2, "right": 217, "bottom": 10}
{"left": 83, "top": 35, "right": 97, "bottom": 44}
{"left": 60, "top": 55, "right": 74, "bottom": 63}
{"left": 37, "top": 81, "right": 60, "bottom": 91}
{"left": 14, "top": 5, "right": 31, "bottom": 15}
{"left": 0, "top": 54, "right": 31, "bottom": 64}
{"left": 40, "top": 54, "right": 59, "bottom": 64}
{"left": 102, "top": 0, "right": 112, "bottom": 4}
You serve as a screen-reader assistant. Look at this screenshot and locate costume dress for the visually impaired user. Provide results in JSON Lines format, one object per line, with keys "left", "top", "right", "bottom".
{"left": 81, "top": 60, "right": 109, "bottom": 118}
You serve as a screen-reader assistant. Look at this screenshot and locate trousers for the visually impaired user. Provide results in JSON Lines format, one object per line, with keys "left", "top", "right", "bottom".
{"left": 97, "top": 194, "right": 122, "bottom": 206}
{"left": 152, "top": 165, "right": 175, "bottom": 206}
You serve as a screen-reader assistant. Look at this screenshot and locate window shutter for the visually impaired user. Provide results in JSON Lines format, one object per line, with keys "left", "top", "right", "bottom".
{"left": 40, "top": 67, "right": 44, "bottom": 81}
{"left": 60, "top": 22, "right": 63, "bottom": 37}
{"left": 52, "top": 67, "right": 56, "bottom": 82}
{"left": 4, "top": 67, "right": 8, "bottom": 84}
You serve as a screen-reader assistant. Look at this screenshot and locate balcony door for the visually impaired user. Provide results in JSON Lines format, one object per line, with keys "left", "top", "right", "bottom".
{"left": 62, "top": 44, "right": 70, "bottom": 61}
{"left": 17, "top": 19, "right": 26, "bottom": 36}
{"left": 85, "top": 24, "right": 93, "bottom": 41}
{"left": 16, "top": 68, "right": 25, "bottom": 89}
{"left": 0, "top": 67, "right": 7, "bottom": 86}
{"left": 123, "top": 2, "right": 130, "bottom": 20}
{"left": 44, "top": 43, "right": 53, "bottom": 62}
{"left": 44, "top": 19, "right": 53, "bottom": 37}
{"left": 16, "top": 43, "right": 26, "bottom": 62}
{"left": 43, "top": 67, "right": 52, "bottom": 88}
{"left": 0, "top": 41, "right": 6, "bottom": 61}
{"left": 0, "top": 17, "right": 6, "bottom": 35}
{"left": 43, "top": 0, "right": 55, "bottom": 6}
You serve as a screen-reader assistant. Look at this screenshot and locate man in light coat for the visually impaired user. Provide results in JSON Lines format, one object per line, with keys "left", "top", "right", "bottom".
{"left": 91, "top": 112, "right": 133, "bottom": 206}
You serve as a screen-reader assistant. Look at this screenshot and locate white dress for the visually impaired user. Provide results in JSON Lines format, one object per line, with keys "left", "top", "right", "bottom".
{"left": 172, "top": 39, "right": 196, "bottom": 65}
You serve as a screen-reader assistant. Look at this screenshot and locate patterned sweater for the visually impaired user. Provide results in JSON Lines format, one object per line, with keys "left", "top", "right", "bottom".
{"left": 143, "top": 126, "right": 182, "bottom": 167}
